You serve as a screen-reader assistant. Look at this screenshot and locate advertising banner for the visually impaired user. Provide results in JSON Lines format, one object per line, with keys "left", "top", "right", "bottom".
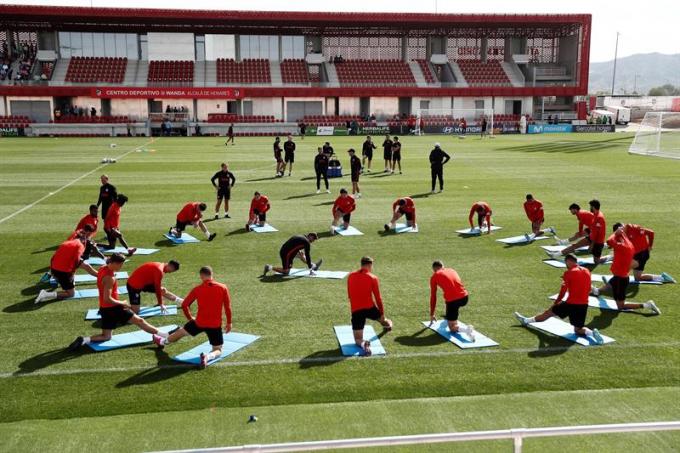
{"left": 527, "top": 124, "right": 573, "bottom": 134}
{"left": 93, "top": 87, "right": 244, "bottom": 99}
{"left": 359, "top": 126, "right": 391, "bottom": 135}
{"left": 0, "top": 127, "right": 19, "bottom": 137}
{"left": 573, "top": 125, "right": 616, "bottom": 133}
{"left": 316, "top": 126, "right": 335, "bottom": 136}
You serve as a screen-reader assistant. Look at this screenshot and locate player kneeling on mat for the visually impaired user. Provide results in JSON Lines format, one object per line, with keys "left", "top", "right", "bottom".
{"left": 429, "top": 260, "right": 475, "bottom": 340}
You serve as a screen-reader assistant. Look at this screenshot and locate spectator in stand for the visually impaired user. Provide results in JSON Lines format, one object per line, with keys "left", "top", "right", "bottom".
{"left": 165, "top": 105, "right": 171, "bottom": 113}
{"left": 91, "top": 107, "right": 96, "bottom": 117}
{"left": 164, "top": 119, "right": 172, "bottom": 136}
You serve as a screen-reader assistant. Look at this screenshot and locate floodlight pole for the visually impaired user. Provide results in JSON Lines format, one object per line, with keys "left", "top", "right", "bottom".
{"left": 611, "top": 32, "right": 620, "bottom": 96}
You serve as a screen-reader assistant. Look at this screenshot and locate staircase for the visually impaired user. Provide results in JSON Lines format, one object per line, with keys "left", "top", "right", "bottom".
{"left": 448, "top": 61, "right": 468, "bottom": 87}
{"left": 194, "top": 60, "right": 206, "bottom": 87}
{"left": 500, "top": 61, "right": 525, "bottom": 87}
{"left": 133, "top": 60, "right": 148, "bottom": 86}
{"left": 269, "top": 61, "right": 283, "bottom": 87}
{"left": 122, "top": 59, "right": 137, "bottom": 86}
{"left": 204, "top": 61, "right": 216, "bottom": 87}
{"left": 408, "top": 61, "right": 429, "bottom": 87}
{"left": 323, "top": 63, "right": 340, "bottom": 87}
{"left": 49, "top": 59, "right": 68, "bottom": 85}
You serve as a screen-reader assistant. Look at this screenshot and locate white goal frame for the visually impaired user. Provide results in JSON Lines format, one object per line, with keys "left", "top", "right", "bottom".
{"left": 629, "top": 111, "right": 680, "bottom": 159}
{"left": 415, "top": 108, "right": 495, "bottom": 136}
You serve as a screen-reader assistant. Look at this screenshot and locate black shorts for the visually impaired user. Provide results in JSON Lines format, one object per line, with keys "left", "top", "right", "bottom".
{"left": 336, "top": 211, "right": 351, "bottom": 223}
{"left": 99, "top": 305, "right": 134, "bottom": 330}
{"left": 445, "top": 295, "right": 468, "bottom": 321}
{"left": 362, "top": 150, "right": 373, "bottom": 160}
{"left": 609, "top": 275, "right": 629, "bottom": 301}
{"left": 284, "top": 153, "right": 294, "bottom": 163}
{"left": 82, "top": 240, "right": 97, "bottom": 260}
{"left": 351, "top": 306, "right": 381, "bottom": 330}
{"left": 175, "top": 220, "right": 189, "bottom": 232}
{"left": 383, "top": 150, "right": 392, "bottom": 160}
{"left": 274, "top": 153, "right": 283, "bottom": 163}
{"left": 50, "top": 268, "right": 75, "bottom": 291}
{"left": 399, "top": 209, "right": 414, "bottom": 222}
{"left": 351, "top": 172, "right": 360, "bottom": 183}
{"left": 551, "top": 302, "right": 588, "bottom": 328}
{"left": 591, "top": 242, "right": 604, "bottom": 258}
{"left": 392, "top": 151, "right": 401, "bottom": 162}
{"left": 633, "top": 250, "right": 650, "bottom": 271}
{"left": 280, "top": 246, "right": 299, "bottom": 269}
{"left": 126, "top": 283, "right": 156, "bottom": 306}
{"left": 252, "top": 210, "right": 266, "bottom": 222}
{"left": 183, "top": 320, "right": 223, "bottom": 346}
{"left": 105, "top": 227, "right": 118, "bottom": 242}
{"left": 217, "top": 187, "right": 231, "bottom": 200}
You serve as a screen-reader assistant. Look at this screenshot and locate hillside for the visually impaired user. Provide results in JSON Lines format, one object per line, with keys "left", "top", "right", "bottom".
{"left": 588, "top": 52, "right": 680, "bottom": 94}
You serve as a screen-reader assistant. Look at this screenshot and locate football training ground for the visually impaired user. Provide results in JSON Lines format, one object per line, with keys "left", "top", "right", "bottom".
{"left": 0, "top": 133, "right": 679, "bottom": 452}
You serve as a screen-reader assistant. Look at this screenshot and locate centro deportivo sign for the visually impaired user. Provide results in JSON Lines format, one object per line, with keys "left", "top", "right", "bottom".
{"left": 93, "top": 87, "right": 244, "bottom": 99}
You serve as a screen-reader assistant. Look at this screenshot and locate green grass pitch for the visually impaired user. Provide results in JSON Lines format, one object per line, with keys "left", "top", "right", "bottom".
{"left": 0, "top": 133, "right": 679, "bottom": 452}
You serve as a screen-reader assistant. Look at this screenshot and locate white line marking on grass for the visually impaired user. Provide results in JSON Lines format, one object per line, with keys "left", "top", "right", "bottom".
{"left": 0, "top": 138, "right": 157, "bottom": 226}
{"left": 3, "top": 341, "right": 680, "bottom": 379}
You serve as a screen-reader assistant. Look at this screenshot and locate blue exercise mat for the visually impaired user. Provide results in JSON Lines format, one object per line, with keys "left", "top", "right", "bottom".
{"left": 456, "top": 226, "right": 502, "bottom": 235}
{"left": 85, "top": 304, "right": 178, "bottom": 320}
{"left": 50, "top": 271, "right": 128, "bottom": 285}
{"left": 334, "top": 325, "right": 385, "bottom": 356}
{"left": 543, "top": 256, "right": 612, "bottom": 269}
{"left": 548, "top": 294, "right": 631, "bottom": 312}
{"left": 172, "top": 332, "right": 259, "bottom": 366}
{"left": 68, "top": 286, "right": 129, "bottom": 300}
{"left": 423, "top": 320, "right": 498, "bottom": 348}
{"left": 395, "top": 223, "right": 418, "bottom": 234}
{"left": 591, "top": 273, "right": 662, "bottom": 285}
{"left": 163, "top": 233, "right": 200, "bottom": 244}
{"left": 283, "top": 268, "right": 349, "bottom": 279}
{"left": 87, "top": 324, "right": 178, "bottom": 352}
{"left": 84, "top": 257, "right": 107, "bottom": 266}
{"left": 497, "top": 234, "right": 551, "bottom": 245}
{"left": 100, "top": 247, "right": 159, "bottom": 255}
{"left": 334, "top": 225, "right": 364, "bottom": 236}
{"left": 521, "top": 316, "right": 614, "bottom": 346}
{"left": 250, "top": 223, "right": 278, "bottom": 233}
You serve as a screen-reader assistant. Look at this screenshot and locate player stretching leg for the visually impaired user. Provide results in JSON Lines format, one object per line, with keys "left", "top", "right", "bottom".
{"left": 429, "top": 260, "right": 475, "bottom": 340}
{"left": 262, "top": 233, "right": 321, "bottom": 277}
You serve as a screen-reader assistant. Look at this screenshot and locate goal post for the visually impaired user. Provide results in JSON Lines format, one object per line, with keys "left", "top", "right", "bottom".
{"left": 415, "top": 108, "right": 495, "bottom": 136}
{"left": 629, "top": 112, "right": 680, "bottom": 159}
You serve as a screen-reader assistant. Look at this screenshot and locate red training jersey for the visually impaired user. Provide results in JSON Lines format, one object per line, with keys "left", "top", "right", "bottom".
{"left": 50, "top": 239, "right": 85, "bottom": 273}
{"left": 576, "top": 210, "right": 594, "bottom": 235}
{"left": 177, "top": 202, "right": 203, "bottom": 223}
{"left": 523, "top": 199, "right": 544, "bottom": 222}
{"left": 97, "top": 265, "right": 120, "bottom": 309}
{"left": 127, "top": 262, "right": 165, "bottom": 303}
{"left": 69, "top": 214, "right": 98, "bottom": 239}
{"left": 430, "top": 268, "right": 468, "bottom": 315}
{"left": 104, "top": 202, "right": 121, "bottom": 230}
{"left": 608, "top": 233, "right": 634, "bottom": 278}
{"left": 590, "top": 211, "right": 606, "bottom": 244}
{"left": 249, "top": 196, "right": 270, "bottom": 216}
{"left": 468, "top": 201, "right": 491, "bottom": 225}
{"left": 556, "top": 265, "right": 591, "bottom": 305}
{"left": 347, "top": 268, "right": 384, "bottom": 314}
{"left": 182, "top": 279, "right": 232, "bottom": 328}
{"left": 625, "top": 224, "right": 653, "bottom": 253}
{"left": 333, "top": 196, "right": 356, "bottom": 215}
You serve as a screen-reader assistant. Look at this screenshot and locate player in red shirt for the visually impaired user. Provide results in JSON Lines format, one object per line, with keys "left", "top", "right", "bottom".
{"left": 429, "top": 260, "right": 475, "bottom": 340}
{"left": 68, "top": 253, "right": 169, "bottom": 351}
{"left": 347, "top": 257, "right": 392, "bottom": 356}
{"left": 523, "top": 194, "right": 554, "bottom": 239}
{"left": 170, "top": 201, "right": 216, "bottom": 241}
{"left": 592, "top": 225, "right": 661, "bottom": 314}
{"left": 468, "top": 201, "right": 492, "bottom": 234}
{"left": 153, "top": 266, "right": 232, "bottom": 368}
{"left": 514, "top": 254, "right": 604, "bottom": 344}
{"left": 331, "top": 188, "right": 356, "bottom": 235}
{"left": 103, "top": 194, "right": 137, "bottom": 255}
{"left": 551, "top": 201, "right": 606, "bottom": 263}
{"left": 126, "top": 261, "right": 182, "bottom": 314}
{"left": 384, "top": 197, "right": 416, "bottom": 232}
{"left": 246, "top": 192, "right": 271, "bottom": 231}
{"left": 35, "top": 227, "right": 100, "bottom": 303}
{"left": 608, "top": 222, "right": 674, "bottom": 284}
{"left": 68, "top": 204, "right": 106, "bottom": 261}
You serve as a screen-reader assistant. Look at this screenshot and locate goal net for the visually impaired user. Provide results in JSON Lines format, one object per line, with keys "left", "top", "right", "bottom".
{"left": 415, "top": 108, "right": 495, "bottom": 136}
{"left": 629, "top": 112, "right": 680, "bottom": 159}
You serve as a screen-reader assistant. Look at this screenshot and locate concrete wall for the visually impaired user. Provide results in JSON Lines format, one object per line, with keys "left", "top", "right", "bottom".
{"left": 7, "top": 96, "right": 53, "bottom": 116}
{"left": 148, "top": 33, "right": 195, "bottom": 60}
{"left": 338, "top": 97, "right": 360, "bottom": 115}
{"left": 252, "top": 98, "right": 283, "bottom": 119}
{"left": 283, "top": 97, "right": 325, "bottom": 122}
{"left": 205, "top": 35, "right": 236, "bottom": 61}
{"left": 0, "top": 96, "right": 6, "bottom": 116}
{"left": 110, "top": 99, "right": 148, "bottom": 119}
{"left": 369, "top": 97, "right": 399, "bottom": 118}
{"left": 411, "top": 96, "right": 454, "bottom": 114}
{"left": 196, "top": 99, "right": 227, "bottom": 121}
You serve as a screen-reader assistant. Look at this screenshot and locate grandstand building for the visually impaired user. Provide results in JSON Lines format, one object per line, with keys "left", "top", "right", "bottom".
{"left": 0, "top": 5, "right": 591, "bottom": 136}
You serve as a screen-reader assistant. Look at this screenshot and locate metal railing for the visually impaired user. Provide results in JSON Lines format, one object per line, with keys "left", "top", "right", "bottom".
{"left": 150, "top": 421, "right": 680, "bottom": 453}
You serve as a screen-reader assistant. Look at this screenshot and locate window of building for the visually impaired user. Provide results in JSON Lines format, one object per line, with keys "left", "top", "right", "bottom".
{"left": 475, "top": 100, "right": 485, "bottom": 110}
{"left": 58, "top": 32, "right": 139, "bottom": 59}
{"left": 240, "top": 35, "right": 280, "bottom": 61}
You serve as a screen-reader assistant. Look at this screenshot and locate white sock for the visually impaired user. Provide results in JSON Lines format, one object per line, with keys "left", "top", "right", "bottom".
{"left": 45, "top": 291, "right": 58, "bottom": 301}
{"left": 207, "top": 350, "right": 221, "bottom": 361}
{"left": 643, "top": 302, "right": 652, "bottom": 309}
{"left": 527, "top": 317, "right": 536, "bottom": 323}
{"left": 583, "top": 327, "right": 593, "bottom": 336}
{"left": 652, "top": 275, "right": 663, "bottom": 282}
{"left": 83, "top": 336, "right": 91, "bottom": 344}
{"left": 174, "top": 296, "right": 183, "bottom": 303}
{"left": 204, "top": 230, "right": 211, "bottom": 238}
{"left": 157, "top": 331, "right": 169, "bottom": 339}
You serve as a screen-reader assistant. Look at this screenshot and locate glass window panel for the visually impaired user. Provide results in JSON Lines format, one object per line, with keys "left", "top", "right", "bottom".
{"left": 93, "top": 33, "right": 105, "bottom": 57}
{"left": 239, "top": 36, "right": 249, "bottom": 59}
{"left": 259, "top": 35, "right": 269, "bottom": 59}
{"left": 82, "top": 32, "right": 93, "bottom": 56}
{"left": 281, "top": 36, "right": 292, "bottom": 59}
{"left": 270, "top": 35, "right": 278, "bottom": 61}
{"left": 115, "top": 34, "right": 126, "bottom": 57}
{"left": 294, "top": 36, "right": 304, "bottom": 58}
{"left": 104, "top": 33, "right": 115, "bottom": 57}
{"left": 126, "top": 34, "right": 137, "bottom": 59}
{"left": 250, "top": 35, "right": 259, "bottom": 57}
{"left": 59, "top": 32, "right": 71, "bottom": 58}
{"left": 70, "top": 32, "right": 82, "bottom": 57}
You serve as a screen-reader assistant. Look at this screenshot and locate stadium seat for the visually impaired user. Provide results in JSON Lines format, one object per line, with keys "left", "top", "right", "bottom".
{"left": 65, "top": 57, "right": 127, "bottom": 84}
{"left": 216, "top": 59, "right": 271, "bottom": 84}
{"left": 280, "top": 59, "right": 310, "bottom": 84}
{"left": 456, "top": 59, "right": 511, "bottom": 86}
{"left": 415, "top": 59, "right": 437, "bottom": 83}
{"left": 147, "top": 60, "right": 194, "bottom": 84}
{"left": 334, "top": 59, "right": 416, "bottom": 86}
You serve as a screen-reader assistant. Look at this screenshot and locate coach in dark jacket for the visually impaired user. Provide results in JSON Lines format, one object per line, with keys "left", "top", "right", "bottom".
{"left": 429, "top": 143, "right": 451, "bottom": 193}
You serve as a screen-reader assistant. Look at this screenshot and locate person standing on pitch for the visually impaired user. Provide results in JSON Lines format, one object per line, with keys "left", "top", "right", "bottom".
{"left": 97, "top": 174, "right": 117, "bottom": 220}
{"left": 153, "top": 266, "right": 232, "bottom": 369}
{"left": 480, "top": 116, "right": 488, "bottom": 139}
{"left": 171, "top": 202, "right": 216, "bottom": 241}
{"left": 468, "top": 201, "right": 493, "bottom": 234}
{"left": 225, "top": 123, "right": 235, "bottom": 146}
{"left": 273, "top": 137, "right": 284, "bottom": 177}
{"left": 348, "top": 149, "right": 362, "bottom": 198}
{"left": 262, "top": 233, "right": 322, "bottom": 277}
{"left": 384, "top": 197, "right": 416, "bottom": 232}
{"left": 283, "top": 134, "right": 296, "bottom": 177}
{"left": 314, "top": 147, "right": 330, "bottom": 194}
{"left": 361, "top": 135, "right": 376, "bottom": 172}
{"left": 429, "top": 260, "right": 475, "bottom": 340}
{"left": 514, "top": 254, "right": 605, "bottom": 344}
{"left": 391, "top": 137, "right": 403, "bottom": 174}
{"left": 429, "top": 142, "right": 450, "bottom": 193}
{"left": 347, "top": 256, "right": 393, "bottom": 356}
{"left": 382, "top": 134, "right": 393, "bottom": 173}
{"left": 592, "top": 225, "right": 661, "bottom": 314}
{"left": 68, "top": 253, "right": 169, "bottom": 351}
{"left": 211, "top": 163, "right": 236, "bottom": 219}
{"left": 331, "top": 188, "right": 356, "bottom": 234}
